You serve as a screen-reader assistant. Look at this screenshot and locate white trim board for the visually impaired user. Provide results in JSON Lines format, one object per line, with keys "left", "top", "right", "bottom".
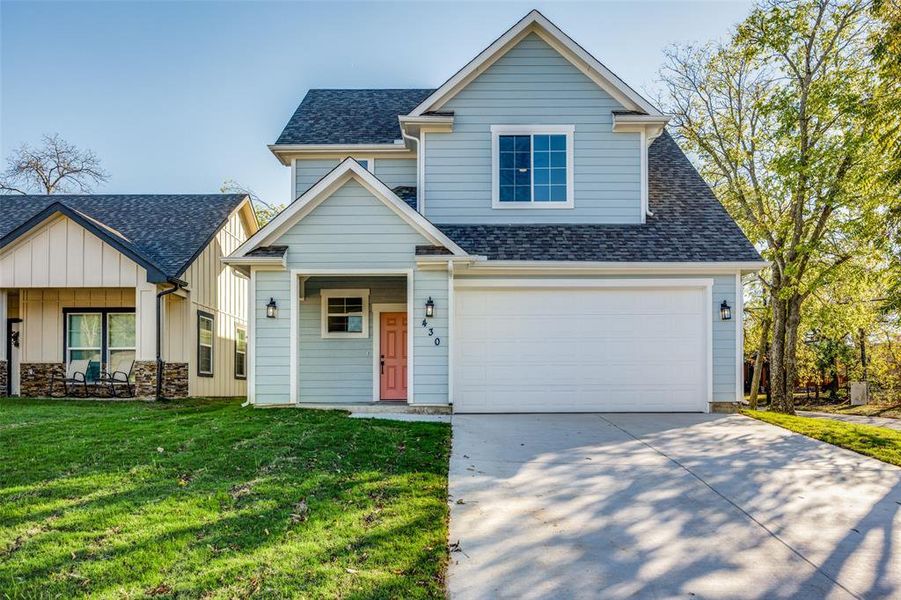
{"left": 230, "top": 158, "right": 467, "bottom": 259}
{"left": 371, "top": 302, "right": 408, "bottom": 403}
{"left": 407, "top": 10, "right": 662, "bottom": 117}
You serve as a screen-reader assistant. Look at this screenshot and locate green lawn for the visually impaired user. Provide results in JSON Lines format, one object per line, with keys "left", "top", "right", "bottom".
{"left": 0, "top": 398, "right": 451, "bottom": 599}
{"left": 744, "top": 409, "right": 901, "bottom": 467}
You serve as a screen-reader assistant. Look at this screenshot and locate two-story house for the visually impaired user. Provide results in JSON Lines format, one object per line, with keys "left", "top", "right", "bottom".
{"left": 225, "top": 10, "right": 765, "bottom": 413}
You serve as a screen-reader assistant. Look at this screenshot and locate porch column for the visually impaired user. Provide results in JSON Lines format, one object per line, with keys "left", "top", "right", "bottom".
{"left": 0, "top": 289, "right": 7, "bottom": 395}
{"left": 133, "top": 279, "right": 158, "bottom": 397}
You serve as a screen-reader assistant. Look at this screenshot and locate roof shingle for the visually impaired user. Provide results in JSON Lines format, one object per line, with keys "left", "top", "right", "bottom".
{"left": 0, "top": 194, "right": 248, "bottom": 279}
{"left": 275, "top": 89, "right": 435, "bottom": 145}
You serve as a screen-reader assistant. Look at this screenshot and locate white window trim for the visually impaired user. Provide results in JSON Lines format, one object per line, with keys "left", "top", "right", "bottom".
{"left": 106, "top": 312, "right": 136, "bottom": 366}
{"left": 320, "top": 288, "right": 371, "bottom": 339}
{"left": 491, "top": 124, "right": 574, "bottom": 209}
{"left": 235, "top": 326, "right": 247, "bottom": 379}
{"left": 198, "top": 312, "right": 214, "bottom": 376}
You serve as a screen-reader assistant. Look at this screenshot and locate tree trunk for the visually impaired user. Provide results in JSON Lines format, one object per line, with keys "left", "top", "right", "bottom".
{"left": 749, "top": 313, "right": 771, "bottom": 410}
{"left": 768, "top": 286, "right": 802, "bottom": 415}
{"left": 859, "top": 328, "right": 868, "bottom": 382}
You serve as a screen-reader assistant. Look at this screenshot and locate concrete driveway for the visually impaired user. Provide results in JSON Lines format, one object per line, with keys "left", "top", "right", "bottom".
{"left": 448, "top": 414, "right": 901, "bottom": 600}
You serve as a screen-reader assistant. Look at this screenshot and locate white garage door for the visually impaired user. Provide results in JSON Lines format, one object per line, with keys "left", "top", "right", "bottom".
{"left": 453, "top": 281, "right": 709, "bottom": 413}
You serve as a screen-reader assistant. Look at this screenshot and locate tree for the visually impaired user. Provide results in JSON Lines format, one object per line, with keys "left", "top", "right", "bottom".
{"left": 661, "top": 0, "right": 890, "bottom": 413}
{"left": 0, "top": 133, "right": 108, "bottom": 195}
{"left": 220, "top": 180, "right": 284, "bottom": 226}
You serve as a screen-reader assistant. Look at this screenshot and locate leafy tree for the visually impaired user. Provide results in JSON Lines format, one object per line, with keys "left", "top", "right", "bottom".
{"left": 220, "top": 179, "right": 284, "bottom": 226}
{"left": 661, "top": 0, "right": 891, "bottom": 413}
{"left": 0, "top": 133, "right": 108, "bottom": 195}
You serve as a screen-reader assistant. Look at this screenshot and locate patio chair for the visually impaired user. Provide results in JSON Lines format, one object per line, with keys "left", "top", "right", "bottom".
{"left": 100, "top": 356, "right": 135, "bottom": 398}
{"left": 48, "top": 359, "right": 93, "bottom": 397}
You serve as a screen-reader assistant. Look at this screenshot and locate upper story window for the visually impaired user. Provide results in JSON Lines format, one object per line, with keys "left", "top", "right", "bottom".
{"left": 491, "top": 125, "right": 574, "bottom": 209}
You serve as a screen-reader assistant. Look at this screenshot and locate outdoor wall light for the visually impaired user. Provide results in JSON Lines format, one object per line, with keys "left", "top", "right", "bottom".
{"left": 720, "top": 300, "right": 732, "bottom": 321}
{"left": 425, "top": 296, "right": 435, "bottom": 318}
{"left": 266, "top": 297, "right": 278, "bottom": 319}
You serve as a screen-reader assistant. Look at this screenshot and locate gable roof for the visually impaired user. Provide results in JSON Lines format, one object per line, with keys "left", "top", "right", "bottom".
{"left": 408, "top": 10, "right": 662, "bottom": 117}
{"left": 229, "top": 158, "right": 467, "bottom": 259}
{"left": 434, "top": 133, "right": 762, "bottom": 263}
{"left": 275, "top": 89, "right": 435, "bottom": 145}
{"left": 0, "top": 194, "right": 251, "bottom": 282}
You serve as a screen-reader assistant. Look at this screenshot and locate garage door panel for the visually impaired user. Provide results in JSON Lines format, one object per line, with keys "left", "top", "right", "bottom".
{"left": 454, "top": 285, "right": 708, "bottom": 413}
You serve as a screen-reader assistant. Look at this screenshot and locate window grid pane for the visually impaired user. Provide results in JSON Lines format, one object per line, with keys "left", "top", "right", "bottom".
{"left": 532, "top": 134, "right": 567, "bottom": 203}
{"left": 325, "top": 296, "right": 366, "bottom": 334}
{"left": 499, "top": 135, "right": 531, "bottom": 202}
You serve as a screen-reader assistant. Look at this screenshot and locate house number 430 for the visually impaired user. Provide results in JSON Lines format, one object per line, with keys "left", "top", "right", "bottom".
{"left": 421, "top": 319, "right": 441, "bottom": 346}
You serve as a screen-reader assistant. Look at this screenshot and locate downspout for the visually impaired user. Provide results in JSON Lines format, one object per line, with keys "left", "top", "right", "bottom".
{"left": 400, "top": 125, "right": 422, "bottom": 212}
{"left": 156, "top": 280, "right": 183, "bottom": 400}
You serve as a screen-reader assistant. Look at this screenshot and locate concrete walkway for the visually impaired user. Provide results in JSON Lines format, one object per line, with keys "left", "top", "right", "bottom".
{"left": 798, "top": 410, "right": 901, "bottom": 432}
{"left": 449, "top": 413, "right": 901, "bottom": 600}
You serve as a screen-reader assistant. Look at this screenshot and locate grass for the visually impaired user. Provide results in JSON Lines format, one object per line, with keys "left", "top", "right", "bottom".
{"left": 0, "top": 398, "right": 451, "bottom": 599}
{"left": 744, "top": 409, "right": 901, "bottom": 467}
{"left": 795, "top": 401, "right": 901, "bottom": 420}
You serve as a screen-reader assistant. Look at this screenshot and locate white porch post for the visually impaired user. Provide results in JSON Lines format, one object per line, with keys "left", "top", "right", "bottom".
{"left": 0, "top": 289, "right": 7, "bottom": 363}
{"left": 135, "top": 278, "right": 158, "bottom": 362}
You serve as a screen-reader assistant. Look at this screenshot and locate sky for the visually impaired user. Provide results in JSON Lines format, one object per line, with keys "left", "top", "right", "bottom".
{"left": 1, "top": 1, "right": 753, "bottom": 207}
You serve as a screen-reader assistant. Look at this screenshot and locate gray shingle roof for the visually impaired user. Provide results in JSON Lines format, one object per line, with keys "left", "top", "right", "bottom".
{"left": 391, "top": 186, "right": 417, "bottom": 210}
{"left": 0, "top": 194, "right": 248, "bottom": 281}
{"left": 246, "top": 245, "right": 288, "bottom": 258}
{"left": 275, "top": 89, "right": 435, "bottom": 145}
{"left": 436, "top": 133, "right": 761, "bottom": 262}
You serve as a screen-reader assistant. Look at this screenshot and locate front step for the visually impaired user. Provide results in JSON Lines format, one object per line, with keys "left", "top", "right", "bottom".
{"left": 295, "top": 402, "right": 452, "bottom": 415}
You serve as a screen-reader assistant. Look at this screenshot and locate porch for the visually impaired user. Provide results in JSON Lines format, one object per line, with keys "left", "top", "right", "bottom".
{"left": 252, "top": 267, "right": 449, "bottom": 407}
{"left": 0, "top": 286, "right": 188, "bottom": 398}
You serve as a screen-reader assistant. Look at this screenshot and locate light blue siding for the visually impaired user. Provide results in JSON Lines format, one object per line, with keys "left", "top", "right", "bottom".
{"left": 374, "top": 158, "right": 417, "bottom": 189}
{"left": 254, "top": 270, "right": 292, "bottom": 405}
{"left": 253, "top": 176, "right": 451, "bottom": 405}
{"left": 299, "top": 277, "right": 405, "bottom": 403}
{"left": 281, "top": 179, "right": 431, "bottom": 269}
{"left": 423, "top": 33, "right": 642, "bottom": 224}
{"left": 413, "top": 269, "right": 449, "bottom": 405}
{"left": 295, "top": 159, "right": 338, "bottom": 199}
{"left": 294, "top": 158, "right": 416, "bottom": 200}
{"left": 711, "top": 274, "right": 738, "bottom": 403}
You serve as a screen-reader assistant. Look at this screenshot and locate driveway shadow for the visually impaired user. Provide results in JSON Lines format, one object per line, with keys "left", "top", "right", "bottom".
{"left": 448, "top": 413, "right": 901, "bottom": 600}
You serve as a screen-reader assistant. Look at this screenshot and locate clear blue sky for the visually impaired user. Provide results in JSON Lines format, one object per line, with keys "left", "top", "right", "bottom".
{"left": 1, "top": 1, "right": 752, "bottom": 207}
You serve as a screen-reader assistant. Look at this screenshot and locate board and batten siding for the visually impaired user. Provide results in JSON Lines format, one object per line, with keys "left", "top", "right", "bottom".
{"left": 252, "top": 177, "right": 449, "bottom": 405}
{"left": 177, "top": 207, "right": 250, "bottom": 397}
{"left": 18, "top": 288, "right": 135, "bottom": 363}
{"left": 298, "top": 277, "right": 405, "bottom": 403}
{"left": 294, "top": 158, "right": 417, "bottom": 200}
{"left": 0, "top": 216, "right": 143, "bottom": 288}
{"left": 453, "top": 273, "right": 739, "bottom": 402}
{"left": 423, "top": 33, "right": 642, "bottom": 224}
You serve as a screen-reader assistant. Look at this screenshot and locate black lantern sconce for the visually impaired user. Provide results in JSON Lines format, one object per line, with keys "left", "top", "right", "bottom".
{"left": 425, "top": 296, "right": 435, "bottom": 318}
{"left": 266, "top": 297, "right": 278, "bottom": 319}
{"left": 720, "top": 300, "right": 732, "bottom": 321}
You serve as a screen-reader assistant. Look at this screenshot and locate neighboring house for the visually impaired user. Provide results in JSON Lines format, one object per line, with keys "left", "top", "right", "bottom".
{"left": 0, "top": 194, "right": 257, "bottom": 398}
{"left": 226, "top": 10, "right": 766, "bottom": 413}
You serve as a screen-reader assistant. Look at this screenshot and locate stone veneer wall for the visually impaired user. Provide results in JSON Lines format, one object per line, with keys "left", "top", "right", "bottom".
{"left": 134, "top": 361, "right": 189, "bottom": 399}
{"left": 20, "top": 363, "right": 65, "bottom": 397}
{"left": 0, "top": 360, "right": 7, "bottom": 396}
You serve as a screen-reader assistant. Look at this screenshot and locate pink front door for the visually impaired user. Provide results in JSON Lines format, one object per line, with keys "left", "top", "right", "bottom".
{"left": 380, "top": 312, "right": 408, "bottom": 401}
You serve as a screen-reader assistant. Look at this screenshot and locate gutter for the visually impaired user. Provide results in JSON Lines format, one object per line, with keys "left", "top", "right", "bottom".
{"left": 156, "top": 279, "right": 185, "bottom": 400}
{"left": 400, "top": 127, "right": 423, "bottom": 212}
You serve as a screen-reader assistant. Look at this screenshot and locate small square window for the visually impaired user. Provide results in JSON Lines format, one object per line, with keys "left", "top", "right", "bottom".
{"left": 321, "top": 289, "right": 370, "bottom": 338}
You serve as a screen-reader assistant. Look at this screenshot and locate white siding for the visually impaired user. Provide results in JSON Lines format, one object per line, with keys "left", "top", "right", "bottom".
{"left": 0, "top": 216, "right": 142, "bottom": 288}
